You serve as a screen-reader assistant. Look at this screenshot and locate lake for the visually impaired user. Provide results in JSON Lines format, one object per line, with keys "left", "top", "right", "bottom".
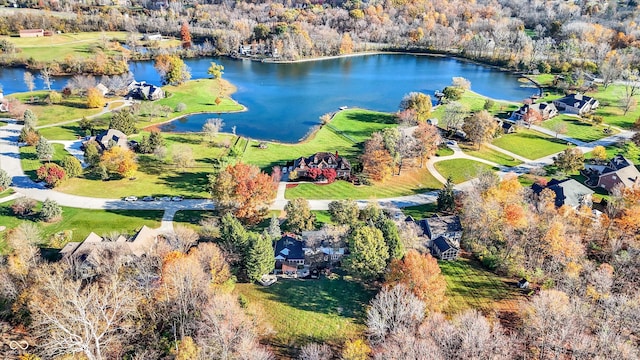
{"left": 1, "top": 54, "right": 537, "bottom": 143}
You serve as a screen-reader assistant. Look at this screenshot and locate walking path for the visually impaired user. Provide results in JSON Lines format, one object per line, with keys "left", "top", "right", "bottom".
{"left": 0, "top": 115, "right": 636, "bottom": 227}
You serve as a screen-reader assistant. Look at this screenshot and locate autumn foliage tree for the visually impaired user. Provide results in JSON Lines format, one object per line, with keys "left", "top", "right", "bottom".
{"left": 399, "top": 92, "right": 432, "bottom": 122}
{"left": 155, "top": 54, "right": 191, "bottom": 86}
{"left": 385, "top": 249, "right": 447, "bottom": 313}
{"left": 209, "top": 163, "right": 277, "bottom": 224}
{"left": 99, "top": 146, "right": 138, "bottom": 179}
{"left": 36, "top": 163, "right": 66, "bottom": 187}
{"left": 180, "top": 21, "right": 192, "bottom": 48}
{"left": 413, "top": 122, "right": 441, "bottom": 167}
{"left": 361, "top": 132, "right": 394, "bottom": 182}
{"left": 86, "top": 87, "right": 106, "bottom": 108}
{"left": 462, "top": 110, "right": 499, "bottom": 149}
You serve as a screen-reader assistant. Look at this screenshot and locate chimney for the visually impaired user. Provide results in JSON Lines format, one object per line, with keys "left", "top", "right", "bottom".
{"left": 335, "top": 151, "right": 339, "bottom": 158}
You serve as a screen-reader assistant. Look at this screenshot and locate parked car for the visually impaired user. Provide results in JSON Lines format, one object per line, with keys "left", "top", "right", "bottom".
{"left": 124, "top": 196, "right": 138, "bottom": 202}
{"left": 156, "top": 196, "right": 171, "bottom": 201}
{"left": 446, "top": 140, "right": 457, "bottom": 146}
{"left": 171, "top": 196, "right": 183, "bottom": 202}
{"left": 142, "top": 196, "right": 154, "bottom": 202}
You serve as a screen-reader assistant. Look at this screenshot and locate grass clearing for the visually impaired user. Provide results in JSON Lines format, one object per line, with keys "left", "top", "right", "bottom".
{"left": 459, "top": 144, "right": 523, "bottom": 166}
{"left": 432, "top": 90, "right": 518, "bottom": 121}
{"left": 401, "top": 203, "right": 437, "bottom": 219}
{"left": 541, "top": 115, "right": 615, "bottom": 142}
{"left": 592, "top": 84, "right": 640, "bottom": 129}
{"left": 10, "top": 91, "right": 102, "bottom": 126}
{"left": 0, "top": 200, "right": 162, "bottom": 254}
{"left": 436, "top": 145, "right": 454, "bottom": 157}
{"left": 492, "top": 129, "right": 570, "bottom": 160}
{"left": 434, "top": 159, "right": 498, "bottom": 184}
{"left": 439, "top": 257, "right": 522, "bottom": 315}
{"left": 236, "top": 276, "right": 374, "bottom": 356}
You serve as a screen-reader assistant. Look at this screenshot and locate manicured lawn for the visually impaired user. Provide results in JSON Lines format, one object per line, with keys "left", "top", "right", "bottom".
{"left": 173, "top": 210, "right": 217, "bottom": 226}
{"left": 584, "top": 144, "right": 625, "bottom": 160}
{"left": 401, "top": 203, "right": 437, "bottom": 219}
{"left": 0, "top": 200, "right": 162, "bottom": 254}
{"left": 243, "top": 109, "right": 397, "bottom": 170}
{"left": 20, "top": 143, "right": 71, "bottom": 179}
{"left": 492, "top": 129, "right": 570, "bottom": 160}
{"left": 592, "top": 84, "right": 640, "bottom": 129}
{"left": 38, "top": 124, "right": 85, "bottom": 140}
{"left": 541, "top": 115, "right": 615, "bottom": 142}
{"left": 431, "top": 90, "right": 518, "bottom": 122}
{"left": 459, "top": 144, "right": 523, "bottom": 167}
{"left": 0, "top": 189, "right": 15, "bottom": 199}
{"left": 528, "top": 74, "right": 555, "bottom": 87}
{"left": 434, "top": 159, "right": 498, "bottom": 184}
{"left": 312, "top": 210, "right": 333, "bottom": 225}
{"left": 9, "top": 91, "right": 102, "bottom": 126}
{"left": 235, "top": 277, "right": 374, "bottom": 355}
{"left": 436, "top": 145, "right": 454, "bottom": 157}
{"left": 285, "top": 168, "right": 442, "bottom": 200}
{"left": 439, "top": 258, "right": 522, "bottom": 315}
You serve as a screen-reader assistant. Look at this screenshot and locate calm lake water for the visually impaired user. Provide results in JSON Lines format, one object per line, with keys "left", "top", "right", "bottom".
{"left": 1, "top": 54, "right": 537, "bottom": 143}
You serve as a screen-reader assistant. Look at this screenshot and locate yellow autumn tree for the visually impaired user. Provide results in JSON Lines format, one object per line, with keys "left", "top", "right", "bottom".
{"left": 340, "top": 33, "right": 354, "bottom": 54}
{"left": 99, "top": 146, "right": 138, "bottom": 179}
{"left": 591, "top": 145, "right": 607, "bottom": 162}
{"left": 86, "top": 87, "right": 106, "bottom": 108}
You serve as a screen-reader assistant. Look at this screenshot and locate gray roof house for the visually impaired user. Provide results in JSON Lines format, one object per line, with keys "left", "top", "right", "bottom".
{"left": 531, "top": 178, "right": 594, "bottom": 208}
{"left": 552, "top": 94, "right": 599, "bottom": 115}
{"left": 84, "top": 129, "right": 128, "bottom": 151}
{"left": 407, "top": 215, "right": 463, "bottom": 260}
{"left": 127, "top": 81, "right": 164, "bottom": 101}
{"left": 274, "top": 235, "right": 305, "bottom": 269}
{"left": 584, "top": 155, "right": 640, "bottom": 193}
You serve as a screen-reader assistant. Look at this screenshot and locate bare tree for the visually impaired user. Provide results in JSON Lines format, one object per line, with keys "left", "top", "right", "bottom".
{"left": 29, "top": 264, "right": 141, "bottom": 360}
{"left": 203, "top": 118, "right": 224, "bottom": 142}
{"left": 367, "top": 284, "right": 425, "bottom": 344}
{"left": 442, "top": 101, "right": 468, "bottom": 131}
{"left": 299, "top": 343, "right": 333, "bottom": 360}
{"left": 23, "top": 71, "right": 35, "bottom": 92}
{"left": 164, "top": 225, "right": 199, "bottom": 253}
{"left": 39, "top": 67, "right": 54, "bottom": 91}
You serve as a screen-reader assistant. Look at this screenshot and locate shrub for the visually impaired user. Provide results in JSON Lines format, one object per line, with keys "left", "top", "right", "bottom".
{"left": 11, "top": 197, "right": 37, "bottom": 217}
{"left": 0, "top": 169, "right": 11, "bottom": 191}
{"left": 175, "top": 102, "right": 187, "bottom": 112}
{"left": 41, "top": 198, "right": 62, "bottom": 222}
{"left": 442, "top": 86, "right": 464, "bottom": 101}
{"left": 48, "top": 91, "right": 62, "bottom": 104}
{"left": 592, "top": 115, "right": 604, "bottom": 125}
{"left": 36, "top": 163, "right": 67, "bottom": 187}
{"left": 61, "top": 156, "right": 83, "bottom": 178}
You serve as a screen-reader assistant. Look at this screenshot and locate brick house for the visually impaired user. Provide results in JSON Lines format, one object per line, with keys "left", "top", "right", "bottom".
{"left": 291, "top": 152, "right": 351, "bottom": 180}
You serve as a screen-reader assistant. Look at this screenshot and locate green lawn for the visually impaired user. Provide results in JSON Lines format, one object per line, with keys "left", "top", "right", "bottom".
{"left": 492, "top": 129, "right": 570, "bottom": 160}
{"left": 431, "top": 90, "right": 518, "bottom": 122}
{"left": 285, "top": 168, "right": 442, "bottom": 200}
{"left": 541, "top": 115, "right": 615, "bottom": 142}
{"left": 439, "top": 258, "right": 522, "bottom": 315}
{"left": 528, "top": 74, "right": 555, "bottom": 87}
{"left": 312, "top": 210, "right": 333, "bottom": 225}
{"left": 434, "top": 159, "right": 498, "bottom": 184}
{"left": 592, "top": 84, "right": 640, "bottom": 129}
{"left": 236, "top": 277, "right": 374, "bottom": 356}
{"left": 9, "top": 91, "right": 102, "bottom": 127}
{"left": 20, "top": 143, "right": 71, "bottom": 179}
{"left": 459, "top": 144, "right": 523, "bottom": 167}
{"left": 0, "top": 201, "right": 162, "bottom": 254}
{"left": 436, "top": 145, "right": 454, "bottom": 157}
{"left": 401, "top": 203, "right": 437, "bottom": 219}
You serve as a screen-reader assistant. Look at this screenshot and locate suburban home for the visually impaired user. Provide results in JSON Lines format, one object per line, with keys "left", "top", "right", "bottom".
{"left": 301, "top": 230, "right": 347, "bottom": 264}
{"left": 19, "top": 29, "right": 45, "bottom": 38}
{"left": 142, "top": 33, "right": 162, "bottom": 41}
{"left": 126, "top": 81, "right": 164, "bottom": 101}
{"left": 408, "top": 215, "right": 463, "bottom": 260}
{"left": 510, "top": 102, "right": 558, "bottom": 121}
{"left": 291, "top": 152, "right": 351, "bottom": 180}
{"left": 552, "top": 93, "right": 599, "bottom": 115}
{"left": 59, "top": 226, "right": 159, "bottom": 277}
{"left": 95, "top": 83, "right": 110, "bottom": 96}
{"left": 274, "top": 235, "right": 305, "bottom": 272}
{"left": 584, "top": 155, "right": 640, "bottom": 193}
{"left": 531, "top": 178, "right": 594, "bottom": 208}
{"left": 84, "top": 129, "right": 128, "bottom": 151}
{"left": 497, "top": 119, "right": 516, "bottom": 134}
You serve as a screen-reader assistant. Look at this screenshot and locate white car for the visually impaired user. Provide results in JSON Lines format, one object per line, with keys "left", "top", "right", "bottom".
{"left": 124, "top": 196, "right": 138, "bottom": 202}
{"left": 171, "top": 196, "right": 183, "bottom": 202}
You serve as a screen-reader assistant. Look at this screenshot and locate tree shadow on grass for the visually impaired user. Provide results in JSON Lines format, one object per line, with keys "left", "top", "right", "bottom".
{"left": 138, "top": 156, "right": 166, "bottom": 175}
{"left": 343, "top": 111, "right": 396, "bottom": 125}
{"left": 159, "top": 171, "right": 209, "bottom": 195}
{"left": 105, "top": 209, "right": 165, "bottom": 221}
{"left": 165, "top": 135, "right": 201, "bottom": 145}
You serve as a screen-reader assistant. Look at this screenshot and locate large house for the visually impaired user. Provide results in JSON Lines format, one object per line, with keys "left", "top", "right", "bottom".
{"left": 19, "top": 29, "right": 44, "bottom": 38}
{"left": 531, "top": 178, "right": 594, "bottom": 208}
{"left": 126, "top": 81, "right": 164, "bottom": 101}
{"left": 584, "top": 155, "right": 640, "bottom": 192}
{"left": 291, "top": 152, "right": 351, "bottom": 180}
{"left": 408, "top": 215, "right": 463, "bottom": 260}
{"left": 274, "top": 235, "right": 305, "bottom": 272}
{"left": 510, "top": 102, "right": 558, "bottom": 121}
{"left": 552, "top": 94, "right": 599, "bottom": 115}
{"left": 301, "top": 230, "right": 347, "bottom": 264}
{"left": 84, "top": 129, "right": 128, "bottom": 151}
{"left": 59, "top": 226, "right": 159, "bottom": 277}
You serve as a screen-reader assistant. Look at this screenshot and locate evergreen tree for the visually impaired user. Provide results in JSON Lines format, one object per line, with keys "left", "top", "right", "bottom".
{"left": 83, "top": 142, "right": 101, "bottom": 168}
{"left": 344, "top": 225, "right": 389, "bottom": 280}
{"left": 437, "top": 177, "right": 456, "bottom": 213}
{"left": 245, "top": 233, "right": 274, "bottom": 282}
{"left": 23, "top": 109, "right": 37, "bottom": 128}
{"left": 376, "top": 219, "right": 404, "bottom": 261}
{"left": 267, "top": 215, "right": 282, "bottom": 240}
{"left": 109, "top": 109, "right": 137, "bottom": 135}
{"left": 36, "top": 137, "right": 54, "bottom": 162}
{"left": 219, "top": 212, "right": 250, "bottom": 263}
{"left": 41, "top": 198, "right": 62, "bottom": 222}
{"left": 0, "top": 169, "right": 11, "bottom": 191}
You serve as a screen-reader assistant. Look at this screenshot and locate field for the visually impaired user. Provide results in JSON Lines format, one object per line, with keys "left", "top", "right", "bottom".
{"left": 0, "top": 201, "right": 162, "bottom": 255}
{"left": 431, "top": 90, "right": 518, "bottom": 121}
{"left": 540, "top": 115, "right": 615, "bottom": 142}
{"left": 439, "top": 258, "right": 523, "bottom": 315}
{"left": 459, "top": 144, "right": 523, "bottom": 167}
{"left": 9, "top": 91, "right": 102, "bottom": 126}
{"left": 592, "top": 84, "right": 640, "bottom": 129}
{"left": 492, "top": 128, "right": 570, "bottom": 160}
{"left": 434, "top": 159, "right": 498, "bottom": 184}
{"left": 236, "top": 277, "right": 374, "bottom": 356}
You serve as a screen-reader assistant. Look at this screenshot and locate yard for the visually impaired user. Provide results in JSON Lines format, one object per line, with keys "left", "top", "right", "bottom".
{"left": 459, "top": 144, "right": 523, "bottom": 167}
{"left": 541, "top": 115, "right": 615, "bottom": 142}
{"left": 235, "top": 276, "right": 374, "bottom": 357}
{"left": 434, "top": 159, "right": 498, "bottom": 184}
{"left": 9, "top": 91, "right": 102, "bottom": 127}
{"left": 439, "top": 257, "right": 523, "bottom": 316}
{"left": 492, "top": 128, "right": 570, "bottom": 160}
{"left": 431, "top": 90, "right": 518, "bottom": 122}
{"left": 0, "top": 200, "right": 162, "bottom": 255}
{"left": 592, "top": 84, "right": 640, "bottom": 129}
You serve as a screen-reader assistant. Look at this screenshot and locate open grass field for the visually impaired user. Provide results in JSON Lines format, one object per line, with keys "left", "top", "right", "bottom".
{"left": 285, "top": 168, "right": 442, "bottom": 200}
{"left": 0, "top": 200, "right": 162, "bottom": 255}
{"left": 540, "top": 115, "right": 615, "bottom": 142}
{"left": 9, "top": 91, "right": 102, "bottom": 126}
{"left": 439, "top": 257, "right": 523, "bottom": 315}
{"left": 592, "top": 84, "right": 640, "bottom": 129}
{"left": 243, "top": 109, "right": 397, "bottom": 170}
{"left": 459, "top": 144, "right": 523, "bottom": 167}
{"left": 434, "top": 159, "right": 498, "bottom": 184}
{"left": 431, "top": 90, "right": 519, "bottom": 121}
{"left": 492, "top": 128, "right": 570, "bottom": 160}
{"left": 236, "top": 276, "right": 374, "bottom": 356}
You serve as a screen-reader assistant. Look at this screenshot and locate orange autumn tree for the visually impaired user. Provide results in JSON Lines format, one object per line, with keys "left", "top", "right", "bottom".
{"left": 361, "top": 132, "right": 394, "bottom": 182}
{"left": 99, "top": 146, "right": 138, "bottom": 179}
{"left": 385, "top": 249, "right": 447, "bottom": 313}
{"left": 209, "top": 162, "right": 277, "bottom": 224}
{"left": 413, "top": 122, "right": 441, "bottom": 168}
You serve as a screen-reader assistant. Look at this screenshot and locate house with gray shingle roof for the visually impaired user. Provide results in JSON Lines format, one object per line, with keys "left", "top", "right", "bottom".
{"left": 532, "top": 178, "right": 594, "bottom": 208}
